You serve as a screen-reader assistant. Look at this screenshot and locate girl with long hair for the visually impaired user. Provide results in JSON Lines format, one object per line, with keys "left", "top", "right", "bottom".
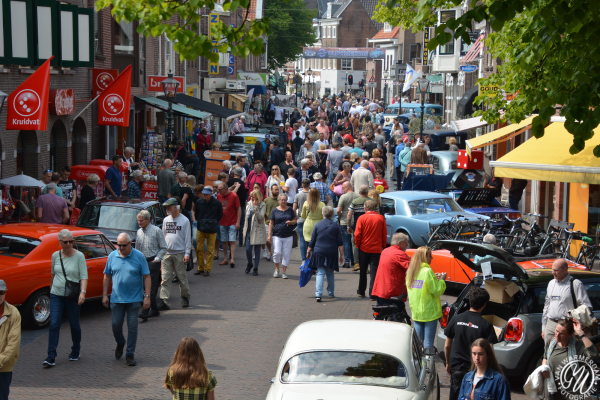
{"left": 368, "top": 189, "right": 382, "bottom": 214}
{"left": 406, "top": 246, "right": 446, "bottom": 348}
{"left": 457, "top": 338, "right": 510, "bottom": 400}
{"left": 165, "top": 337, "right": 217, "bottom": 400}
{"left": 369, "top": 148, "right": 385, "bottom": 176}
{"left": 266, "top": 165, "right": 285, "bottom": 198}
{"left": 301, "top": 188, "right": 325, "bottom": 243}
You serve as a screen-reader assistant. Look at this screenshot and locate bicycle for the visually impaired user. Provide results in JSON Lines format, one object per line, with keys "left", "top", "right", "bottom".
{"left": 575, "top": 236, "right": 598, "bottom": 270}
{"left": 372, "top": 295, "right": 412, "bottom": 325}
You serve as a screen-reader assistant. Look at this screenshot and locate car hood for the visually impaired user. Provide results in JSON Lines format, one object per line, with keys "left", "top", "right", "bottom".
{"left": 463, "top": 206, "right": 515, "bottom": 213}
{"left": 438, "top": 240, "right": 528, "bottom": 280}
{"left": 267, "top": 384, "right": 417, "bottom": 400}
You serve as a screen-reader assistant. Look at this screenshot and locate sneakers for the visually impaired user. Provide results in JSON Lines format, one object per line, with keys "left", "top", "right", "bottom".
{"left": 126, "top": 355, "right": 137, "bottom": 366}
{"left": 342, "top": 262, "right": 351, "bottom": 268}
{"left": 273, "top": 270, "right": 281, "bottom": 278}
{"left": 253, "top": 270, "right": 258, "bottom": 276}
{"left": 281, "top": 273, "right": 288, "bottom": 279}
{"left": 352, "top": 263, "right": 360, "bottom": 271}
{"left": 43, "top": 357, "right": 55, "bottom": 368}
{"left": 158, "top": 301, "right": 170, "bottom": 311}
{"left": 316, "top": 297, "right": 322, "bottom": 302}
{"left": 266, "top": 253, "right": 272, "bottom": 261}
{"left": 115, "top": 343, "right": 125, "bottom": 359}
{"left": 245, "top": 264, "right": 252, "bottom": 274}
{"left": 181, "top": 297, "right": 190, "bottom": 308}
{"left": 262, "top": 249, "right": 269, "bottom": 259}
{"left": 68, "top": 351, "right": 80, "bottom": 361}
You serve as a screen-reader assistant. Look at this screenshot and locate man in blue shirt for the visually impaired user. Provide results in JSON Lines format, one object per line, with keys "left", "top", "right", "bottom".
{"left": 103, "top": 232, "right": 150, "bottom": 366}
{"left": 105, "top": 155, "right": 123, "bottom": 196}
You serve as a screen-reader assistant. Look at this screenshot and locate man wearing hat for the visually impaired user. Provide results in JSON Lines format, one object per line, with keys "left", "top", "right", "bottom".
{"left": 158, "top": 198, "right": 192, "bottom": 310}
{"left": 277, "top": 123, "right": 287, "bottom": 145}
{"left": 0, "top": 280, "right": 20, "bottom": 399}
{"left": 194, "top": 186, "right": 223, "bottom": 276}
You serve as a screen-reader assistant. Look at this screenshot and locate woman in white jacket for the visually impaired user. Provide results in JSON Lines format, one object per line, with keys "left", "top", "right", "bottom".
{"left": 243, "top": 190, "right": 267, "bottom": 276}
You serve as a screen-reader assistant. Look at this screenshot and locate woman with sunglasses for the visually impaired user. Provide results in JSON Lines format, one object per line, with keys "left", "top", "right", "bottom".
{"left": 265, "top": 166, "right": 285, "bottom": 199}
{"left": 44, "top": 229, "right": 88, "bottom": 368}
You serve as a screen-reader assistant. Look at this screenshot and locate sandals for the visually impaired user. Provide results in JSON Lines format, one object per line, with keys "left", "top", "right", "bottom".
{"left": 230, "top": 262, "right": 235, "bottom": 268}
{"left": 219, "top": 260, "right": 229, "bottom": 265}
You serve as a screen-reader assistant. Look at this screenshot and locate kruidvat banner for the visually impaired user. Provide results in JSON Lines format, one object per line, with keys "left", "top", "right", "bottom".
{"left": 302, "top": 47, "right": 385, "bottom": 59}
{"left": 6, "top": 56, "right": 53, "bottom": 131}
{"left": 98, "top": 65, "right": 132, "bottom": 127}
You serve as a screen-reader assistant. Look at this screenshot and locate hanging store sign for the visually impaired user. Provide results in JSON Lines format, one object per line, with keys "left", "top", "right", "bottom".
{"left": 49, "top": 89, "right": 75, "bottom": 115}
{"left": 209, "top": 13, "right": 220, "bottom": 75}
{"left": 98, "top": 65, "right": 132, "bottom": 127}
{"left": 147, "top": 75, "right": 185, "bottom": 92}
{"left": 302, "top": 47, "right": 385, "bottom": 59}
{"left": 91, "top": 68, "right": 119, "bottom": 97}
{"left": 423, "top": 28, "right": 430, "bottom": 65}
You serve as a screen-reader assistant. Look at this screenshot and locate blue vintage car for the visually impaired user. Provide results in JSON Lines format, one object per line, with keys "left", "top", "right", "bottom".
{"left": 379, "top": 191, "right": 487, "bottom": 247}
{"left": 444, "top": 188, "right": 521, "bottom": 225}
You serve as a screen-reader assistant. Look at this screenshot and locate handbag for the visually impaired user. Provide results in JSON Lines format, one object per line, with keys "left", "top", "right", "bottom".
{"left": 59, "top": 251, "right": 81, "bottom": 301}
{"left": 298, "top": 259, "right": 313, "bottom": 288}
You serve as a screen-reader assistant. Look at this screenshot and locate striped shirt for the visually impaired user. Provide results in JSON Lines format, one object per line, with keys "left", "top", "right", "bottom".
{"left": 135, "top": 223, "right": 168, "bottom": 261}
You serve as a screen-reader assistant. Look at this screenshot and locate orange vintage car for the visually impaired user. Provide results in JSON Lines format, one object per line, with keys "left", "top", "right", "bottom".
{"left": 0, "top": 223, "right": 115, "bottom": 329}
{"left": 405, "top": 248, "right": 587, "bottom": 289}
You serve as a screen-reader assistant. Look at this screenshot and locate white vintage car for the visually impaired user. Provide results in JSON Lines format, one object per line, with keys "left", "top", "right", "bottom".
{"left": 265, "top": 319, "right": 440, "bottom": 400}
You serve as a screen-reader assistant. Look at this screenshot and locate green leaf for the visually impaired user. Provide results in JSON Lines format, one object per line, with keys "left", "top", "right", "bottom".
{"left": 594, "top": 145, "right": 600, "bottom": 158}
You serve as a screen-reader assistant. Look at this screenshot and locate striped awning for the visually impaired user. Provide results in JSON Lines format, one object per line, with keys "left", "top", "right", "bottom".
{"left": 461, "top": 33, "right": 485, "bottom": 63}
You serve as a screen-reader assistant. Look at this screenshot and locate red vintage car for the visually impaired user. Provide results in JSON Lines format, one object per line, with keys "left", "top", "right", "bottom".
{"left": 0, "top": 223, "right": 115, "bottom": 329}
{"left": 405, "top": 248, "right": 587, "bottom": 289}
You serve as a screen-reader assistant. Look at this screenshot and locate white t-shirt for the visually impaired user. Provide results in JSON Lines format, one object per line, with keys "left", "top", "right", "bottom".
{"left": 285, "top": 177, "right": 298, "bottom": 204}
{"left": 349, "top": 107, "right": 359, "bottom": 117}
{"left": 298, "top": 126, "right": 306, "bottom": 139}
{"left": 304, "top": 106, "right": 311, "bottom": 114}
{"left": 274, "top": 108, "right": 283, "bottom": 120}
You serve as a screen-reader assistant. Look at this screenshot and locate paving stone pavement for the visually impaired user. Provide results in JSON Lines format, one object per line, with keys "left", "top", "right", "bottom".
{"left": 11, "top": 244, "right": 530, "bottom": 400}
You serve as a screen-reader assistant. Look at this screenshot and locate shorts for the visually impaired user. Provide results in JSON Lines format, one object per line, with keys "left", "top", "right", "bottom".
{"left": 219, "top": 225, "right": 237, "bottom": 242}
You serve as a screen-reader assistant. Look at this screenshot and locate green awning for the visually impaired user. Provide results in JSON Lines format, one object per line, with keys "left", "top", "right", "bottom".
{"left": 427, "top": 74, "right": 443, "bottom": 83}
{"left": 134, "top": 96, "right": 211, "bottom": 120}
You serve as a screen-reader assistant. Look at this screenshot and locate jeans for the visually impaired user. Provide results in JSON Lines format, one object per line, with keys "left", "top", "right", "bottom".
{"left": 297, "top": 222, "right": 307, "bottom": 261}
{"left": 450, "top": 370, "right": 469, "bottom": 400}
{"left": 110, "top": 302, "right": 141, "bottom": 357}
{"left": 238, "top": 207, "right": 246, "bottom": 245}
{"left": 315, "top": 267, "right": 334, "bottom": 297}
{"left": 0, "top": 372, "right": 11, "bottom": 400}
{"left": 47, "top": 294, "right": 81, "bottom": 358}
{"left": 197, "top": 231, "right": 217, "bottom": 272}
{"left": 358, "top": 250, "right": 380, "bottom": 297}
{"left": 413, "top": 319, "right": 438, "bottom": 348}
{"left": 184, "top": 157, "right": 199, "bottom": 175}
{"left": 340, "top": 225, "right": 353, "bottom": 264}
{"left": 245, "top": 236, "right": 261, "bottom": 270}
{"left": 396, "top": 166, "right": 403, "bottom": 190}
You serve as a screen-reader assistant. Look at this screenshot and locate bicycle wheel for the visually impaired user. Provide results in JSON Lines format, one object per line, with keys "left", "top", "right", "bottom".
{"left": 506, "top": 228, "right": 528, "bottom": 249}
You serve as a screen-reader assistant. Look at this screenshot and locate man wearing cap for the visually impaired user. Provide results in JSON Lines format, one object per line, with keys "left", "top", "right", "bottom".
{"left": 195, "top": 186, "right": 223, "bottom": 276}
{"left": 158, "top": 198, "right": 192, "bottom": 310}
{"left": 277, "top": 123, "right": 287, "bottom": 145}
{"left": 0, "top": 280, "right": 21, "bottom": 399}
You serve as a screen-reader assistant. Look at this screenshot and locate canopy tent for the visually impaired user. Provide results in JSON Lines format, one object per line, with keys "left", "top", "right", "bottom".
{"left": 452, "top": 116, "right": 488, "bottom": 132}
{"left": 0, "top": 174, "right": 45, "bottom": 187}
{"left": 157, "top": 93, "right": 242, "bottom": 119}
{"left": 466, "top": 116, "right": 535, "bottom": 156}
{"left": 490, "top": 122, "right": 600, "bottom": 184}
{"left": 134, "top": 97, "right": 211, "bottom": 120}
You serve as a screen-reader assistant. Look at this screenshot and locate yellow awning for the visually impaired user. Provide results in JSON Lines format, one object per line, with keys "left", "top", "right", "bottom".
{"left": 490, "top": 122, "right": 600, "bottom": 184}
{"left": 466, "top": 116, "right": 536, "bottom": 156}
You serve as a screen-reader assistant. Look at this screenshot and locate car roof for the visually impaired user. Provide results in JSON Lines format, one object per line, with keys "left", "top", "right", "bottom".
{"left": 381, "top": 190, "right": 452, "bottom": 201}
{"left": 0, "top": 223, "right": 105, "bottom": 240}
{"left": 520, "top": 268, "right": 600, "bottom": 285}
{"left": 281, "top": 320, "right": 411, "bottom": 360}
{"left": 86, "top": 197, "right": 159, "bottom": 208}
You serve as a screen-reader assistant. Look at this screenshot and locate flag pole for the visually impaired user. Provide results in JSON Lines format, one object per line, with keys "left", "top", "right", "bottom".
{"left": 69, "top": 94, "right": 101, "bottom": 126}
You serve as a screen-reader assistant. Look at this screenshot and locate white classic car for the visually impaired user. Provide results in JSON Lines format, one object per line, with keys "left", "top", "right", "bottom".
{"left": 265, "top": 319, "right": 440, "bottom": 400}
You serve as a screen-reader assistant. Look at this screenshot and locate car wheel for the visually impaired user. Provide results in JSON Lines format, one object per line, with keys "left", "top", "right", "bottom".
{"left": 21, "top": 288, "right": 51, "bottom": 329}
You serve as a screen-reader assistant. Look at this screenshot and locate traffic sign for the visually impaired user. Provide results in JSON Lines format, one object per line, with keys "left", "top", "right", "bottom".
{"left": 368, "top": 82, "right": 376, "bottom": 88}
{"left": 460, "top": 65, "right": 477, "bottom": 72}
{"left": 369, "top": 75, "right": 376, "bottom": 83}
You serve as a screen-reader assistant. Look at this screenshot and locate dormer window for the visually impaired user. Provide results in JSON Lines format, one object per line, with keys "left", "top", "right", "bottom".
{"left": 384, "top": 22, "right": 392, "bottom": 32}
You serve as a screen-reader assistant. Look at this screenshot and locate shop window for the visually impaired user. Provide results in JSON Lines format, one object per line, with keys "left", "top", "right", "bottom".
{"left": 332, "top": 27, "right": 336, "bottom": 38}
{"left": 409, "top": 44, "right": 421, "bottom": 62}
{"left": 113, "top": 19, "right": 139, "bottom": 85}
{"left": 341, "top": 58, "right": 352, "bottom": 70}
{"left": 114, "top": 20, "right": 134, "bottom": 54}
{"left": 438, "top": 11, "right": 455, "bottom": 55}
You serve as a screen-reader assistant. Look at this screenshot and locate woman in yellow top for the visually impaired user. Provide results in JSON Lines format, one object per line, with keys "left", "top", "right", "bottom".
{"left": 406, "top": 246, "right": 447, "bottom": 348}
{"left": 301, "top": 188, "right": 325, "bottom": 242}
{"left": 165, "top": 337, "right": 217, "bottom": 400}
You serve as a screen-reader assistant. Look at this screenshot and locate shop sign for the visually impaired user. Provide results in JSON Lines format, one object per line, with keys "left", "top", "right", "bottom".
{"left": 49, "top": 89, "right": 75, "bottom": 115}
{"left": 460, "top": 65, "right": 477, "bottom": 72}
{"left": 91, "top": 69, "right": 119, "bottom": 97}
{"left": 204, "top": 150, "right": 233, "bottom": 186}
{"left": 147, "top": 75, "right": 185, "bottom": 92}
{"left": 423, "top": 28, "right": 430, "bottom": 65}
{"left": 98, "top": 65, "right": 132, "bottom": 127}
{"left": 479, "top": 84, "right": 500, "bottom": 97}
{"left": 302, "top": 47, "right": 385, "bottom": 59}
{"left": 6, "top": 57, "right": 53, "bottom": 131}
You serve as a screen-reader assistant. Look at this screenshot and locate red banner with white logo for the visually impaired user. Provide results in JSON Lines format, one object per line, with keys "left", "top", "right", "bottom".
{"left": 98, "top": 65, "right": 131, "bottom": 127}
{"left": 6, "top": 56, "right": 53, "bottom": 131}
{"left": 91, "top": 68, "right": 119, "bottom": 97}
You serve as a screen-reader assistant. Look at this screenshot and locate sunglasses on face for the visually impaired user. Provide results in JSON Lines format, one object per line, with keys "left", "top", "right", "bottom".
{"left": 117, "top": 243, "right": 130, "bottom": 248}
{"left": 0, "top": 291, "right": 5, "bottom": 295}
{"left": 61, "top": 240, "right": 74, "bottom": 244}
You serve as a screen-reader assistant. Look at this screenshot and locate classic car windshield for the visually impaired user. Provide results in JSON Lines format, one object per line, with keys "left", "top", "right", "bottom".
{"left": 407, "top": 198, "right": 462, "bottom": 215}
{"left": 281, "top": 351, "right": 407, "bottom": 387}
{"left": 0, "top": 235, "right": 41, "bottom": 258}
{"left": 78, "top": 205, "right": 140, "bottom": 230}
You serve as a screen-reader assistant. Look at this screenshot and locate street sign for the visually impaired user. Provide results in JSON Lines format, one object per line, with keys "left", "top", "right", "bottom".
{"left": 147, "top": 75, "right": 185, "bottom": 92}
{"left": 369, "top": 75, "right": 376, "bottom": 83}
{"left": 460, "top": 65, "right": 477, "bottom": 72}
{"left": 368, "top": 82, "right": 376, "bottom": 88}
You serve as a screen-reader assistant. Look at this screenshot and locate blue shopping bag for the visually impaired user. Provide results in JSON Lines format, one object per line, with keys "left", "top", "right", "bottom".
{"left": 299, "top": 259, "right": 312, "bottom": 288}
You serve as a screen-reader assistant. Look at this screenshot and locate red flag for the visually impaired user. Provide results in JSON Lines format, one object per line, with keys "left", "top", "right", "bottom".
{"left": 98, "top": 65, "right": 131, "bottom": 127}
{"left": 6, "top": 57, "right": 53, "bottom": 131}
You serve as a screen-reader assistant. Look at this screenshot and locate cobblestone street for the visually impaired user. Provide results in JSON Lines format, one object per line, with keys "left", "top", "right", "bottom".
{"left": 11, "top": 246, "right": 530, "bottom": 400}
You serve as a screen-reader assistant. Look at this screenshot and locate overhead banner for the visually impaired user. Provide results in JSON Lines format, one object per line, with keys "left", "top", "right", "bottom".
{"left": 91, "top": 68, "right": 119, "bottom": 97}
{"left": 6, "top": 56, "right": 53, "bottom": 131}
{"left": 98, "top": 65, "right": 132, "bottom": 127}
{"left": 273, "top": 94, "right": 297, "bottom": 109}
{"left": 302, "top": 47, "right": 385, "bottom": 59}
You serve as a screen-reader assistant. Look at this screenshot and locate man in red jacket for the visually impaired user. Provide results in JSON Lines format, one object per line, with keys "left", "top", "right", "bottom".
{"left": 371, "top": 232, "right": 411, "bottom": 305}
{"left": 354, "top": 200, "right": 387, "bottom": 299}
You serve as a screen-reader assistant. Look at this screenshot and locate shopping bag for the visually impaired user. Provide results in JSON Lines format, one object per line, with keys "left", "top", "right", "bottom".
{"left": 299, "top": 259, "right": 312, "bottom": 288}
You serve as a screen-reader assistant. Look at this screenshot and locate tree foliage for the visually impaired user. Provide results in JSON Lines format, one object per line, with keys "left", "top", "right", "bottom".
{"left": 96, "top": 0, "right": 270, "bottom": 62}
{"left": 264, "top": 0, "right": 317, "bottom": 70}
{"left": 373, "top": 0, "right": 600, "bottom": 156}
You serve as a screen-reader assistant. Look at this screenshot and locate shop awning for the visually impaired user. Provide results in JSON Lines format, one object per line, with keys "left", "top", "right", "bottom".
{"left": 466, "top": 116, "right": 535, "bottom": 156}
{"left": 452, "top": 116, "right": 488, "bottom": 132}
{"left": 134, "top": 96, "right": 211, "bottom": 120}
{"left": 230, "top": 93, "right": 248, "bottom": 103}
{"left": 159, "top": 93, "right": 241, "bottom": 119}
{"left": 461, "top": 33, "right": 485, "bottom": 63}
{"left": 247, "top": 85, "right": 267, "bottom": 95}
{"left": 490, "top": 122, "right": 600, "bottom": 184}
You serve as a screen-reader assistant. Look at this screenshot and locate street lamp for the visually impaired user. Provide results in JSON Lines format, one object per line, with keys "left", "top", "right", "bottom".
{"left": 161, "top": 71, "right": 180, "bottom": 159}
{"left": 295, "top": 67, "right": 301, "bottom": 107}
{"left": 396, "top": 62, "right": 407, "bottom": 116}
{"left": 307, "top": 68, "right": 313, "bottom": 98}
{"left": 417, "top": 76, "right": 431, "bottom": 137}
